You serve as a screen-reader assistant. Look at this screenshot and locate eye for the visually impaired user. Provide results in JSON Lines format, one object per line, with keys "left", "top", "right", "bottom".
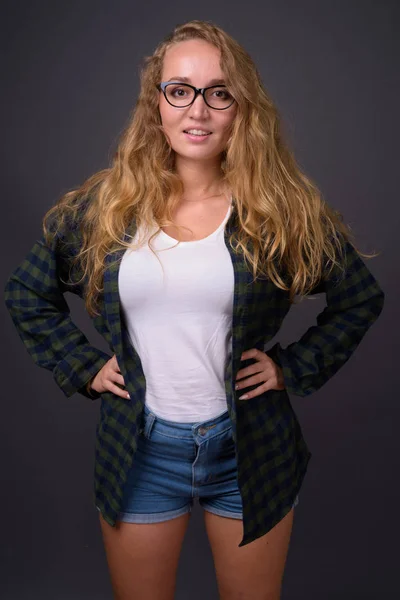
{"left": 212, "top": 89, "right": 232, "bottom": 100}
{"left": 170, "top": 86, "right": 188, "bottom": 97}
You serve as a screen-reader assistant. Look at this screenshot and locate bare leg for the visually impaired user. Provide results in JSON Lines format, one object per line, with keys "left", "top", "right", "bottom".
{"left": 204, "top": 507, "right": 294, "bottom": 600}
{"left": 98, "top": 511, "right": 191, "bottom": 600}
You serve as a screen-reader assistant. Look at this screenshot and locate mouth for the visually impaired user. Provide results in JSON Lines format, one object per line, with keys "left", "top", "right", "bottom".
{"left": 183, "top": 129, "right": 213, "bottom": 142}
{"left": 183, "top": 129, "right": 212, "bottom": 136}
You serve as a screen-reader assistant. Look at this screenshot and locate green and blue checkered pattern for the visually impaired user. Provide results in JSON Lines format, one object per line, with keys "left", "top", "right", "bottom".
{"left": 4, "top": 206, "right": 384, "bottom": 547}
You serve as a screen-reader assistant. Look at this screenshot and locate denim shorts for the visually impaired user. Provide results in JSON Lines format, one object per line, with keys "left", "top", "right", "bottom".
{"left": 102, "top": 403, "right": 299, "bottom": 524}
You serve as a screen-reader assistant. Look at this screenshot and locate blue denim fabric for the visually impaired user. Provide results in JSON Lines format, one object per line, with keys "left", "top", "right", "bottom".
{"left": 98, "top": 403, "right": 299, "bottom": 524}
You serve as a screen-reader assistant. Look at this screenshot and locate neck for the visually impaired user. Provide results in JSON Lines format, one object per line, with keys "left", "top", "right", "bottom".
{"left": 174, "top": 155, "right": 227, "bottom": 202}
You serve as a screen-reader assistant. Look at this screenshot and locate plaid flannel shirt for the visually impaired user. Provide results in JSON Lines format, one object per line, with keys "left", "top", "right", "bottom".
{"left": 4, "top": 204, "right": 385, "bottom": 547}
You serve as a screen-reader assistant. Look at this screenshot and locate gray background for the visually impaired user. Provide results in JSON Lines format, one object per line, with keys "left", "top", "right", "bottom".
{"left": 1, "top": 1, "right": 398, "bottom": 598}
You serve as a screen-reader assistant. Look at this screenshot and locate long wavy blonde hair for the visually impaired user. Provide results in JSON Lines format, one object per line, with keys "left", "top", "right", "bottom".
{"left": 43, "top": 19, "right": 378, "bottom": 317}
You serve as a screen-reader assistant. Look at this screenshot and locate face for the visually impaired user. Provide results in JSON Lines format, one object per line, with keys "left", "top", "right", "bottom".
{"left": 158, "top": 39, "right": 237, "bottom": 165}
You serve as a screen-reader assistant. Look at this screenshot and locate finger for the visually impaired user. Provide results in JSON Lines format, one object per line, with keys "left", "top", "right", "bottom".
{"left": 235, "top": 372, "right": 263, "bottom": 389}
{"left": 236, "top": 363, "right": 265, "bottom": 382}
{"left": 103, "top": 370, "right": 126, "bottom": 388}
{"left": 238, "top": 381, "right": 270, "bottom": 400}
{"left": 108, "top": 372, "right": 126, "bottom": 387}
{"left": 106, "top": 381, "right": 130, "bottom": 400}
{"left": 112, "top": 354, "right": 121, "bottom": 372}
{"left": 241, "top": 348, "right": 263, "bottom": 360}
{"left": 235, "top": 372, "right": 267, "bottom": 391}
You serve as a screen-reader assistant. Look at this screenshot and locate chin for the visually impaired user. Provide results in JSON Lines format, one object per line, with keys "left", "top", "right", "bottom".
{"left": 175, "top": 143, "right": 222, "bottom": 158}
{"left": 174, "top": 147, "right": 215, "bottom": 158}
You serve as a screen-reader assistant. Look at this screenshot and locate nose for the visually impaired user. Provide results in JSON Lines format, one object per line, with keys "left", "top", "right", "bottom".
{"left": 187, "top": 92, "right": 210, "bottom": 117}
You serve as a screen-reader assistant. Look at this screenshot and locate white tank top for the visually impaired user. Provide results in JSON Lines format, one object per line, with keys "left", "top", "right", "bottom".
{"left": 118, "top": 202, "right": 234, "bottom": 422}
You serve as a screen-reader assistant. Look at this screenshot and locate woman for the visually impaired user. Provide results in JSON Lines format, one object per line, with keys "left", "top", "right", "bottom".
{"left": 4, "top": 19, "right": 384, "bottom": 600}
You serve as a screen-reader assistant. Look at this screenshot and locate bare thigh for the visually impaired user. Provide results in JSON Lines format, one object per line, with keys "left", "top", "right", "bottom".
{"left": 98, "top": 512, "right": 191, "bottom": 600}
{"left": 204, "top": 507, "right": 295, "bottom": 600}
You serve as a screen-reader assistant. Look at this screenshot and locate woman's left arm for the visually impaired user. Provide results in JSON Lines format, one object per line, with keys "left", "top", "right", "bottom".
{"left": 267, "top": 236, "right": 385, "bottom": 397}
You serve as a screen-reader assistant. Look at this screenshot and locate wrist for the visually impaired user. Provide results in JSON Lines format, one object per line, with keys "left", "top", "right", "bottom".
{"left": 86, "top": 376, "right": 97, "bottom": 397}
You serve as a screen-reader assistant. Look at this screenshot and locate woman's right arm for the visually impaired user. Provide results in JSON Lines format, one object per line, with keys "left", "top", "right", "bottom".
{"left": 4, "top": 220, "right": 112, "bottom": 400}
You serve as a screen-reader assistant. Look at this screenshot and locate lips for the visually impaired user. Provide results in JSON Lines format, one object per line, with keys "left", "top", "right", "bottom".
{"left": 183, "top": 130, "right": 212, "bottom": 135}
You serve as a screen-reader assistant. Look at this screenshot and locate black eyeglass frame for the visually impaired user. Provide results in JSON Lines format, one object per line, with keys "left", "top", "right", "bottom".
{"left": 156, "top": 81, "right": 236, "bottom": 110}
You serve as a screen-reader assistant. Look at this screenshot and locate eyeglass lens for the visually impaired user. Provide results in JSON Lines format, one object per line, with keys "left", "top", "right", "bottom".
{"left": 165, "top": 84, "right": 234, "bottom": 109}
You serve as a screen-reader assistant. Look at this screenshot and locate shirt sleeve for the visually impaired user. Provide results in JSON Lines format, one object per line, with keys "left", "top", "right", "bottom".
{"left": 4, "top": 218, "right": 112, "bottom": 400}
{"left": 266, "top": 235, "right": 385, "bottom": 397}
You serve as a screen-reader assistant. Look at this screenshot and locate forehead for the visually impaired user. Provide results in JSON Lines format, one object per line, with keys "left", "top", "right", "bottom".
{"left": 162, "top": 39, "right": 224, "bottom": 80}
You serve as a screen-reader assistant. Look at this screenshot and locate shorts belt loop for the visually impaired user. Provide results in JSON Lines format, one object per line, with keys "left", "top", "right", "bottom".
{"left": 143, "top": 411, "right": 156, "bottom": 439}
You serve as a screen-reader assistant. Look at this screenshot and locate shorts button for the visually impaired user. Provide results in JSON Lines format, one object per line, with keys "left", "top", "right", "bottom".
{"left": 198, "top": 427, "right": 207, "bottom": 435}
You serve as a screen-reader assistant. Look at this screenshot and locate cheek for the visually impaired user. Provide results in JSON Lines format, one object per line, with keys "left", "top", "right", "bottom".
{"left": 220, "top": 116, "right": 236, "bottom": 137}
{"left": 159, "top": 102, "right": 180, "bottom": 133}
{"left": 217, "top": 109, "right": 237, "bottom": 134}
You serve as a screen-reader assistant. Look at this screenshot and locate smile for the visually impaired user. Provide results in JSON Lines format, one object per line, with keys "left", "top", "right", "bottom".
{"left": 183, "top": 129, "right": 212, "bottom": 136}
{"left": 183, "top": 130, "right": 213, "bottom": 142}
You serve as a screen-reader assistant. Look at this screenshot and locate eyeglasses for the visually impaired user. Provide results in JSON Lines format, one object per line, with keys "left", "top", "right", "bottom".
{"left": 157, "top": 82, "right": 236, "bottom": 110}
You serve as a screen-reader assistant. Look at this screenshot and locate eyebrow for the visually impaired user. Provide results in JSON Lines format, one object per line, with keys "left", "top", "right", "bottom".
{"left": 165, "top": 76, "right": 226, "bottom": 86}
